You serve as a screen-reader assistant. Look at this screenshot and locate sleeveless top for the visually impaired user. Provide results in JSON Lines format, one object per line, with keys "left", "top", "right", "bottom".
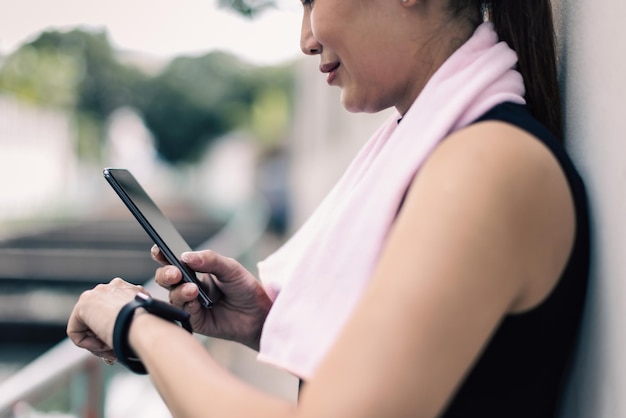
{"left": 301, "top": 103, "right": 591, "bottom": 418}
{"left": 440, "top": 102, "right": 590, "bottom": 417}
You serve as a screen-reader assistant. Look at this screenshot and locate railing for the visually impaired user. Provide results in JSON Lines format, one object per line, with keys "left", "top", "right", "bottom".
{"left": 0, "top": 195, "right": 273, "bottom": 417}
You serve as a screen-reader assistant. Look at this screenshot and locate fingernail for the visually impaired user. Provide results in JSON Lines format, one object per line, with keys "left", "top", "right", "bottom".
{"left": 151, "top": 245, "right": 159, "bottom": 256}
{"left": 181, "top": 252, "right": 192, "bottom": 262}
{"left": 182, "top": 284, "right": 198, "bottom": 297}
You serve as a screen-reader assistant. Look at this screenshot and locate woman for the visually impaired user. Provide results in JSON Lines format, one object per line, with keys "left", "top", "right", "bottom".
{"left": 68, "top": 0, "right": 589, "bottom": 416}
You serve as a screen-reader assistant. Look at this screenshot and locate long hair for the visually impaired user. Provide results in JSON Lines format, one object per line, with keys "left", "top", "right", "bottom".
{"left": 449, "top": 0, "right": 563, "bottom": 141}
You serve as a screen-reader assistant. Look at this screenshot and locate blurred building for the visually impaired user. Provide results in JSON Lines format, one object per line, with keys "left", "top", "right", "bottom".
{"left": 0, "top": 96, "right": 79, "bottom": 225}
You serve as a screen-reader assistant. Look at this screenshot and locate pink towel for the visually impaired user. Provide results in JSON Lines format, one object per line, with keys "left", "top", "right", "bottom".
{"left": 257, "top": 23, "right": 526, "bottom": 379}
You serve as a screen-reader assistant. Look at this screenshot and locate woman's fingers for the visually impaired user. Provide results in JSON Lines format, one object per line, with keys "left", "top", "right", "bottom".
{"left": 180, "top": 251, "right": 241, "bottom": 282}
{"left": 150, "top": 245, "right": 170, "bottom": 265}
{"left": 67, "top": 317, "right": 107, "bottom": 351}
{"left": 154, "top": 263, "right": 204, "bottom": 310}
{"left": 168, "top": 282, "right": 200, "bottom": 308}
{"left": 155, "top": 249, "right": 243, "bottom": 289}
{"left": 155, "top": 265, "right": 183, "bottom": 290}
{"left": 68, "top": 278, "right": 141, "bottom": 350}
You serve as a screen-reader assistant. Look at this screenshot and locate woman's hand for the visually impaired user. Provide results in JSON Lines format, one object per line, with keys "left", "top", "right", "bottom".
{"left": 152, "top": 246, "right": 273, "bottom": 350}
{"left": 67, "top": 278, "right": 148, "bottom": 363}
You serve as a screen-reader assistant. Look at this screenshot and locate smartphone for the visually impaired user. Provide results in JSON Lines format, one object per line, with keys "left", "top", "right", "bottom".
{"left": 103, "top": 167, "right": 222, "bottom": 308}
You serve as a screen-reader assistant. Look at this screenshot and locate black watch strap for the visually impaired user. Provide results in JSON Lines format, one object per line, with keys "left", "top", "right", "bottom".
{"left": 113, "top": 293, "right": 193, "bottom": 374}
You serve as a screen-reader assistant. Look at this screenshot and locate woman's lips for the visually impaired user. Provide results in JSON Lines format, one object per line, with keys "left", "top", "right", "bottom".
{"left": 320, "top": 62, "right": 340, "bottom": 85}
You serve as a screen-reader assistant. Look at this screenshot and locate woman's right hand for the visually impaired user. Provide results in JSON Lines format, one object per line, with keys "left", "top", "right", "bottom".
{"left": 152, "top": 246, "right": 273, "bottom": 351}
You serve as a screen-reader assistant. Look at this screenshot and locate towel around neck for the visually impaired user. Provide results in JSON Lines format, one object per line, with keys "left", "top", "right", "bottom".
{"left": 256, "top": 23, "right": 526, "bottom": 379}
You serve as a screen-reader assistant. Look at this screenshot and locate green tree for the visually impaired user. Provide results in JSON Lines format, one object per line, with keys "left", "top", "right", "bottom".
{"left": 0, "top": 29, "right": 148, "bottom": 161}
{"left": 0, "top": 23, "right": 295, "bottom": 165}
{"left": 25, "top": 30, "right": 146, "bottom": 117}
{"left": 0, "top": 44, "right": 81, "bottom": 108}
{"left": 218, "top": 0, "right": 275, "bottom": 17}
{"left": 135, "top": 51, "right": 294, "bottom": 164}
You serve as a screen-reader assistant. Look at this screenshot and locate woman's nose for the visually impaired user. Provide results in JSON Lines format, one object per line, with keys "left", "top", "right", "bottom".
{"left": 300, "top": 15, "right": 322, "bottom": 55}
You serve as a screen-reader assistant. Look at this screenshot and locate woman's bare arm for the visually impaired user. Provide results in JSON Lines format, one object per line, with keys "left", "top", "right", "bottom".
{"left": 109, "top": 121, "right": 575, "bottom": 417}
{"left": 297, "top": 121, "right": 575, "bottom": 417}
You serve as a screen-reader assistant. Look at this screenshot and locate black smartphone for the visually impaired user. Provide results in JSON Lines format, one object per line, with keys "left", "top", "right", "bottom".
{"left": 103, "top": 167, "right": 222, "bottom": 308}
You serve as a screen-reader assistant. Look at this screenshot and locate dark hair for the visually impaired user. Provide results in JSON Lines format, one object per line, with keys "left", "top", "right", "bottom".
{"left": 448, "top": 0, "right": 563, "bottom": 141}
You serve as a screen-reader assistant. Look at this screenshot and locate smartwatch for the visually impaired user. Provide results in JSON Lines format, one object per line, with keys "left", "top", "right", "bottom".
{"left": 113, "top": 292, "right": 193, "bottom": 374}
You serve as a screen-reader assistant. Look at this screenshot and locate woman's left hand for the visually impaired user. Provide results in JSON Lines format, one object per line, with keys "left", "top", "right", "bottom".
{"left": 67, "top": 278, "right": 149, "bottom": 363}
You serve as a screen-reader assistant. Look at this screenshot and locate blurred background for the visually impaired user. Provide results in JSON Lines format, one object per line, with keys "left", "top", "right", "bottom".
{"left": 3, "top": 1, "right": 623, "bottom": 417}
{"left": 0, "top": 0, "right": 390, "bottom": 415}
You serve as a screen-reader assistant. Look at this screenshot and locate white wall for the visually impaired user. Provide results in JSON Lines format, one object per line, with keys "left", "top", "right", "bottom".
{"left": 556, "top": 0, "right": 626, "bottom": 416}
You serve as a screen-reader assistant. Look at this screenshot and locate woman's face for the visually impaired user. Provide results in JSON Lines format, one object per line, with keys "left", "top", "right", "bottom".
{"left": 300, "top": 0, "right": 453, "bottom": 115}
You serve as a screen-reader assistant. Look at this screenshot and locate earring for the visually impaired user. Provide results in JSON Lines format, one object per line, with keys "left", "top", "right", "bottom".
{"left": 481, "top": 2, "right": 492, "bottom": 22}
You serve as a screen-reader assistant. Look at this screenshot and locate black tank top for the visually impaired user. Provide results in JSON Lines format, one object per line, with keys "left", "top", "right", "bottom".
{"left": 299, "top": 103, "right": 590, "bottom": 417}
{"left": 440, "top": 103, "right": 590, "bottom": 417}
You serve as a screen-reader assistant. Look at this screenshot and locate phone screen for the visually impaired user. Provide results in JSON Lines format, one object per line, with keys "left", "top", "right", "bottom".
{"left": 103, "top": 168, "right": 221, "bottom": 308}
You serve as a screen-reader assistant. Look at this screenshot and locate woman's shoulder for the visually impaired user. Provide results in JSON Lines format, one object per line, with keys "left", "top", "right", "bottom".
{"left": 431, "top": 102, "right": 583, "bottom": 200}
{"left": 456, "top": 102, "right": 587, "bottom": 218}
{"left": 425, "top": 108, "right": 566, "bottom": 190}
{"left": 405, "top": 110, "right": 577, "bottom": 312}
{"left": 470, "top": 102, "right": 576, "bottom": 173}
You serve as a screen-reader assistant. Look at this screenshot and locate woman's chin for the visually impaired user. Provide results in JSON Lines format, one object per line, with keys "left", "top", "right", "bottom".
{"left": 340, "top": 88, "right": 392, "bottom": 114}
{"left": 341, "top": 92, "right": 374, "bottom": 114}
